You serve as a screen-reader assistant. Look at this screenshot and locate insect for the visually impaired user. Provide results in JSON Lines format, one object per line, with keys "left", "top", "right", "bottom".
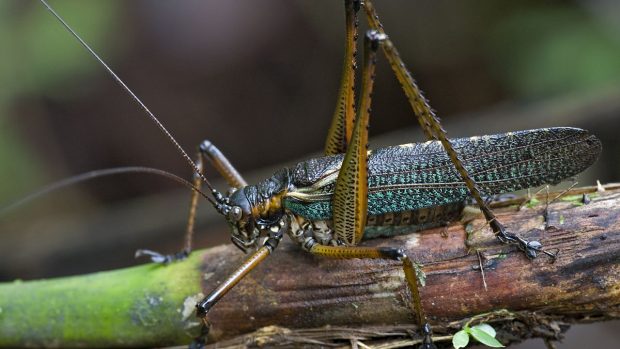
{"left": 25, "top": 0, "right": 602, "bottom": 348}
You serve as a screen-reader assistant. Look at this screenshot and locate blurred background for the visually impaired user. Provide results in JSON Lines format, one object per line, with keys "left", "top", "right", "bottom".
{"left": 0, "top": 1, "right": 618, "bottom": 347}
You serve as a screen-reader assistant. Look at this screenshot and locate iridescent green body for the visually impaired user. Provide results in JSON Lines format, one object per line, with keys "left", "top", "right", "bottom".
{"left": 275, "top": 127, "right": 600, "bottom": 237}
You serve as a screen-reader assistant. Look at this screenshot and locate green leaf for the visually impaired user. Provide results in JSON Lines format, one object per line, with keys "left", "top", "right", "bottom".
{"left": 560, "top": 193, "right": 597, "bottom": 203}
{"left": 452, "top": 329, "right": 470, "bottom": 349}
{"left": 472, "top": 324, "right": 497, "bottom": 338}
{"left": 470, "top": 327, "right": 504, "bottom": 348}
{"left": 526, "top": 197, "right": 540, "bottom": 208}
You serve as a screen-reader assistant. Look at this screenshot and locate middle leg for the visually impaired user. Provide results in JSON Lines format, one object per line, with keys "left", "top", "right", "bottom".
{"left": 309, "top": 244, "right": 436, "bottom": 349}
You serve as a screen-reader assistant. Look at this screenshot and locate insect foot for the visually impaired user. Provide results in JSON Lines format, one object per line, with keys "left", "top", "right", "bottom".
{"left": 495, "top": 224, "right": 558, "bottom": 260}
{"left": 522, "top": 239, "right": 559, "bottom": 260}
{"left": 419, "top": 323, "right": 437, "bottom": 349}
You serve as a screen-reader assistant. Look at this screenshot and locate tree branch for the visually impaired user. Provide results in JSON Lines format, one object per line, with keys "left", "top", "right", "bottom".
{"left": 1, "top": 185, "right": 619, "bottom": 348}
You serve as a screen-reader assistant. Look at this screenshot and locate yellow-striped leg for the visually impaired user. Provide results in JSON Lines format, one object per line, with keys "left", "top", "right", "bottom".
{"left": 324, "top": 0, "right": 359, "bottom": 156}
{"left": 329, "top": 31, "right": 435, "bottom": 348}
{"left": 332, "top": 30, "right": 382, "bottom": 245}
{"left": 309, "top": 244, "right": 436, "bottom": 348}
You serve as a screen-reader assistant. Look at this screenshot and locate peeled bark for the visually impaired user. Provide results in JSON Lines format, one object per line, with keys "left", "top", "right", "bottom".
{"left": 1, "top": 185, "right": 619, "bottom": 348}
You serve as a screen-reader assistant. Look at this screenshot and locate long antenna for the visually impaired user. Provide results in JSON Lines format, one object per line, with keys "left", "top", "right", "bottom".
{"left": 0, "top": 167, "right": 216, "bottom": 217}
{"left": 38, "top": 0, "right": 222, "bottom": 206}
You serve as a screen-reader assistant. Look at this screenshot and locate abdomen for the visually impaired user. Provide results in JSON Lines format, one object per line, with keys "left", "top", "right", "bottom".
{"left": 283, "top": 127, "right": 601, "bottom": 221}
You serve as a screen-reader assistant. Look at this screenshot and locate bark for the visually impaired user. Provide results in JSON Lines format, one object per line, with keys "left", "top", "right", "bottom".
{"left": 1, "top": 185, "right": 619, "bottom": 348}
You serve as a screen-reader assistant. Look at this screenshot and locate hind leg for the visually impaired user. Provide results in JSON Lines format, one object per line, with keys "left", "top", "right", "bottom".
{"left": 327, "top": 29, "right": 436, "bottom": 348}
{"left": 324, "top": 0, "right": 360, "bottom": 156}
{"left": 362, "top": 0, "right": 555, "bottom": 259}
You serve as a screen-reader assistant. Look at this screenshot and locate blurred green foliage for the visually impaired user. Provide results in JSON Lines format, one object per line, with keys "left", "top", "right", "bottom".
{"left": 0, "top": 0, "right": 618, "bottom": 205}
{"left": 0, "top": 1, "right": 119, "bottom": 200}
{"left": 489, "top": 6, "right": 620, "bottom": 98}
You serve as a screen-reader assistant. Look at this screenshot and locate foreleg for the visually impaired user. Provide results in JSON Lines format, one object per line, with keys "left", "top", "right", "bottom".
{"left": 136, "top": 140, "right": 247, "bottom": 264}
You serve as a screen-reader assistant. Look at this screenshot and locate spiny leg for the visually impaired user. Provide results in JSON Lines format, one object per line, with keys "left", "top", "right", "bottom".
{"left": 330, "top": 31, "right": 435, "bottom": 348}
{"left": 136, "top": 140, "right": 247, "bottom": 264}
{"left": 309, "top": 245, "right": 436, "bottom": 349}
{"left": 331, "top": 28, "right": 382, "bottom": 245}
{"left": 362, "top": 0, "right": 554, "bottom": 259}
{"left": 361, "top": 0, "right": 435, "bottom": 141}
{"left": 324, "top": 0, "right": 360, "bottom": 156}
{"left": 193, "top": 220, "right": 287, "bottom": 347}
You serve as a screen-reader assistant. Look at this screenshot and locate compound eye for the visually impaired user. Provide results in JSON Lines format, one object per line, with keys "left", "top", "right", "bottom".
{"left": 228, "top": 206, "right": 243, "bottom": 221}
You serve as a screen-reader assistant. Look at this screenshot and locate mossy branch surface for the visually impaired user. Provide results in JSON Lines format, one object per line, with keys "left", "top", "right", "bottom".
{"left": 0, "top": 252, "right": 206, "bottom": 347}
{"left": 1, "top": 185, "right": 619, "bottom": 348}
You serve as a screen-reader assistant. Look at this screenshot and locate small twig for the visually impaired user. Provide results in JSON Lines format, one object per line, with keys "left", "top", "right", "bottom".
{"left": 518, "top": 186, "right": 547, "bottom": 211}
{"left": 476, "top": 250, "right": 488, "bottom": 291}
{"left": 548, "top": 181, "right": 579, "bottom": 206}
{"left": 369, "top": 335, "right": 453, "bottom": 349}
